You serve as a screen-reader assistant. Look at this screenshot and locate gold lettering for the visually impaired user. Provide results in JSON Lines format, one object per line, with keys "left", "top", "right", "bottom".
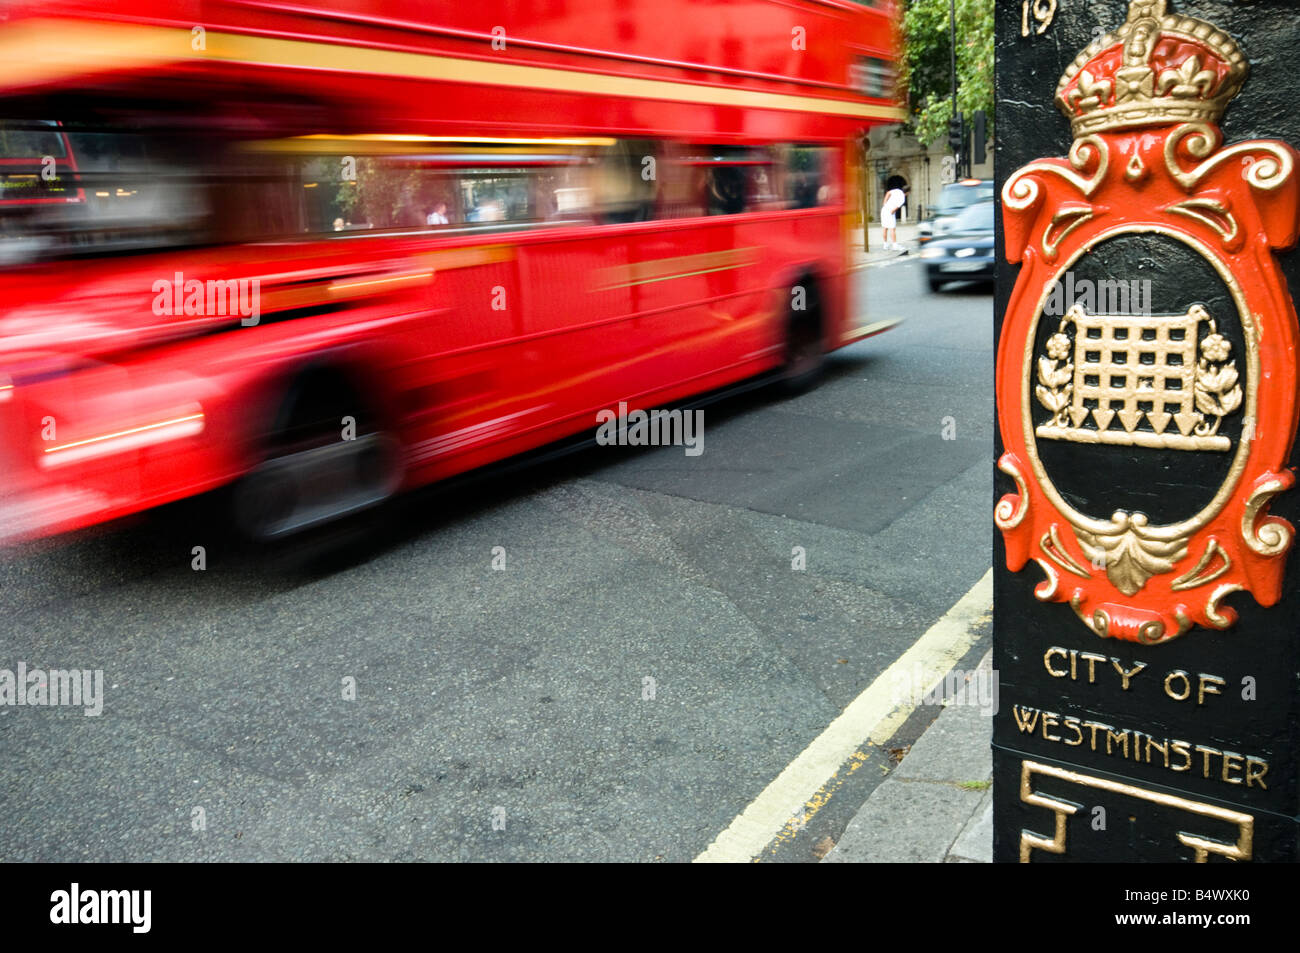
{"left": 1044, "top": 647, "right": 1069, "bottom": 678}
{"left": 1221, "top": 751, "right": 1243, "bottom": 785}
{"left": 1063, "top": 715, "right": 1083, "bottom": 746}
{"left": 1083, "top": 720, "right": 1109, "bottom": 751}
{"left": 1006, "top": 702, "right": 1267, "bottom": 789}
{"left": 1246, "top": 757, "right": 1269, "bottom": 790}
{"left": 1080, "top": 652, "right": 1106, "bottom": 684}
{"left": 1106, "top": 727, "right": 1130, "bottom": 757}
{"left": 1164, "top": 670, "right": 1191, "bottom": 701}
{"left": 1170, "top": 740, "right": 1192, "bottom": 771}
{"left": 1111, "top": 659, "right": 1147, "bottom": 690}
{"left": 1012, "top": 705, "right": 1040, "bottom": 734}
{"left": 1194, "top": 745, "right": 1221, "bottom": 779}
{"left": 1197, "top": 674, "right": 1225, "bottom": 706}
{"left": 1070, "top": 649, "right": 1077, "bottom": 680}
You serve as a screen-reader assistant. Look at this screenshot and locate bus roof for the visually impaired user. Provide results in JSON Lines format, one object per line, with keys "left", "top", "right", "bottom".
{"left": 0, "top": 0, "right": 905, "bottom": 138}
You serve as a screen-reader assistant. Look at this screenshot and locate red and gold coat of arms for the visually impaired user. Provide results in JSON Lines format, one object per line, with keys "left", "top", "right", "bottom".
{"left": 997, "top": 0, "right": 1300, "bottom": 643}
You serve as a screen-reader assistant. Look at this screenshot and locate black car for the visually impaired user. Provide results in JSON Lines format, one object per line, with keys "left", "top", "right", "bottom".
{"left": 920, "top": 201, "right": 994, "bottom": 292}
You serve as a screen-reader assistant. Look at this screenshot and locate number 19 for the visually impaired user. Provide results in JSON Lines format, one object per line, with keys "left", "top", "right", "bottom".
{"left": 1021, "top": 0, "right": 1057, "bottom": 37}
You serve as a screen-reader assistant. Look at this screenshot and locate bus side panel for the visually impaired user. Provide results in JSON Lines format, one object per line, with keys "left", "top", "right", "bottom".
{"left": 513, "top": 234, "right": 632, "bottom": 430}
{"left": 618, "top": 219, "right": 773, "bottom": 398}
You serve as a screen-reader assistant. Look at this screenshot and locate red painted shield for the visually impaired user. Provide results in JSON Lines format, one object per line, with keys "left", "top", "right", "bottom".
{"left": 996, "top": 1, "right": 1300, "bottom": 643}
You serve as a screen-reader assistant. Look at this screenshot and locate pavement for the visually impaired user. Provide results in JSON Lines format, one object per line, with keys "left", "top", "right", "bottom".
{"left": 851, "top": 221, "right": 919, "bottom": 268}
{"left": 826, "top": 647, "right": 993, "bottom": 863}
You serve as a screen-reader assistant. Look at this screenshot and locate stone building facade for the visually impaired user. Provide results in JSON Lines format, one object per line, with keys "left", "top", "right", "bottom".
{"left": 862, "top": 123, "right": 994, "bottom": 224}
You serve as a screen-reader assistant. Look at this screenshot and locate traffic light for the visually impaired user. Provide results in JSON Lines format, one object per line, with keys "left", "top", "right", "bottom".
{"left": 947, "top": 112, "right": 965, "bottom": 175}
{"left": 972, "top": 110, "right": 987, "bottom": 167}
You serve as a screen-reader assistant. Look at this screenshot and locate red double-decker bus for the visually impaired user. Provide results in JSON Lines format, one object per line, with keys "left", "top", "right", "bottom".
{"left": 0, "top": 0, "right": 903, "bottom": 544}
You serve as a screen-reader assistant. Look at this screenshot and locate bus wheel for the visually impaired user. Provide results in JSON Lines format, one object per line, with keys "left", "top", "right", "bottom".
{"left": 232, "top": 369, "right": 403, "bottom": 543}
{"left": 779, "top": 278, "right": 824, "bottom": 393}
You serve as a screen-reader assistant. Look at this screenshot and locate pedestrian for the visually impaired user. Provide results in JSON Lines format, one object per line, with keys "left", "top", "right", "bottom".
{"left": 881, "top": 180, "right": 908, "bottom": 252}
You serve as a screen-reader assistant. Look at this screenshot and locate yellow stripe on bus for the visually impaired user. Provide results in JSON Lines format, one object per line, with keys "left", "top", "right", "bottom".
{"left": 593, "top": 247, "right": 759, "bottom": 291}
{"left": 0, "top": 19, "right": 908, "bottom": 123}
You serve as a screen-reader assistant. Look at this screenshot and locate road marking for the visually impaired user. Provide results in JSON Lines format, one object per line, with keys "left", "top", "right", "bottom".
{"left": 762, "top": 749, "right": 872, "bottom": 858}
{"left": 842, "top": 316, "right": 904, "bottom": 345}
{"left": 693, "top": 569, "right": 993, "bottom": 863}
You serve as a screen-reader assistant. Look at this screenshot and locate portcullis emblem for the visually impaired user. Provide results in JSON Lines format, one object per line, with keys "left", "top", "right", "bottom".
{"left": 996, "top": 0, "right": 1300, "bottom": 643}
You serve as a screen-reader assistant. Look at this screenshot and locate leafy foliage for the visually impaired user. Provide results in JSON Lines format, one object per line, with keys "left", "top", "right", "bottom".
{"left": 899, "top": 0, "right": 994, "bottom": 146}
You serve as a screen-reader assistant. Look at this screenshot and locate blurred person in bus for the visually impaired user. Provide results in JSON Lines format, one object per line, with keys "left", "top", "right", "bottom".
{"left": 881, "top": 177, "right": 908, "bottom": 252}
{"left": 426, "top": 202, "right": 449, "bottom": 226}
{"left": 707, "top": 165, "right": 745, "bottom": 215}
{"left": 469, "top": 198, "right": 505, "bottom": 222}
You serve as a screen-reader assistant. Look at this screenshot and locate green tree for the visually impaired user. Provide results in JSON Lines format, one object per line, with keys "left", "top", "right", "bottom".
{"left": 900, "top": 0, "right": 994, "bottom": 147}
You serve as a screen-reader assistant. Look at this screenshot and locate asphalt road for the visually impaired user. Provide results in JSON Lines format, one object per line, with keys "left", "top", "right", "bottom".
{"left": 0, "top": 255, "right": 994, "bottom": 862}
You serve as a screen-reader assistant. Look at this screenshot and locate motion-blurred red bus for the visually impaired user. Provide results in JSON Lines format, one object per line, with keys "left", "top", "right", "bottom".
{"left": 0, "top": 0, "right": 903, "bottom": 544}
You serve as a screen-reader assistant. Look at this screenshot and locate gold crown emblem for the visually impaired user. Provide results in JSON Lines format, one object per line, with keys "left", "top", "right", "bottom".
{"left": 1056, "top": 0, "right": 1248, "bottom": 137}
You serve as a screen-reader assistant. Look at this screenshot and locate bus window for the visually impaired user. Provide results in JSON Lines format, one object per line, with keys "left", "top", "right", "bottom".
{"left": 0, "top": 120, "right": 75, "bottom": 206}
{"left": 782, "top": 145, "right": 833, "bottom": 209}
{"left": 459, "top": 172, "right": 531, "bottom": 223}
{"left": 706, "top": 162, "right": 746, "bottom": 215}
{"left": 593, "top": 139, "right": 656, "bottom": 224}
{"left": 1, "top": 120, "right": 210, "bottom": 261}
{"left": 703, "top": 146, "right": 766, "bottom": 216}
{"left": 659, "top": 144, "right": 771, "bottom": 218}
{"left": 0, "top": 120, "right": 67, "bottom": 159}
{"left": 532, "top": 162, "right": 595, "bottom": 223}
{"left": 748, "top": 149, "right": 783, "bottom": 211}
{"left": 271, "top": 141, "right": 597, "bottom": 235}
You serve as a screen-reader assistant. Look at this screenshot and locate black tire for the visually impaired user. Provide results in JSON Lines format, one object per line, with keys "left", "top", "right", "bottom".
{"left": 927, "top": 274, "right": 944, "bottom": 293}
{"left": 778, "top": 277, "right": 825, "bottom": 394}
{"left": 231, "top": 366, "right": 402, "bottom": 543}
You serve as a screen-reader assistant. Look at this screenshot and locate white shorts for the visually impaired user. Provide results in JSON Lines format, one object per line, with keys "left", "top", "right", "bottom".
{"left": 881, "top": 210, "right": 897, "bottom": 229}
